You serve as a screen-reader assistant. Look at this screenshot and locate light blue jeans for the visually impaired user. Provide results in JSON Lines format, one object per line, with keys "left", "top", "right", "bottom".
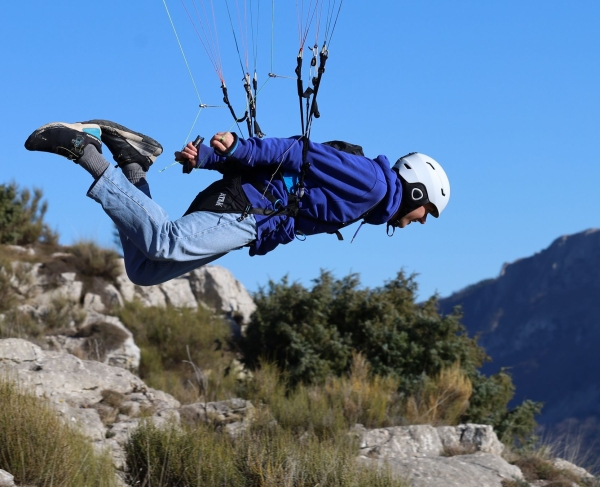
{"left": 87, "top": 166, "right": 257, "bottom": 286}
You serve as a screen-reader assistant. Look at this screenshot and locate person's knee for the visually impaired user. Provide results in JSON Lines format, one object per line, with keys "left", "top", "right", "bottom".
{"left": 124, "top": 263, "right": 163, "bottom": 287}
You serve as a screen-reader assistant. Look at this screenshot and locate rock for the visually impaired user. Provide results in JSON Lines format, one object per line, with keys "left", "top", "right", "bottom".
{"left": 0, "top": 338, "right": 179, "bottom": 470}
{"left": 358, "top": 424, "right": 520, "bottom": 487}
{"left": 180, "top": 398, "right": 255, "bottom": 438}
{"left": 552, "top": 458, "right": 595, "bottom": 479}
{"left": 103, "top": 283, "right": 124, "bottom": 309}
{"left": 188, "top": 265, "right": 256, "bottom": 323}
{"left": 437, "top": 424, "right": 504, "bottom": 456}
{"left": 361, "top": 453, "right": 523, "bottom": 487}
{"left": 0, "top": 470, "right": 15, "bottom": 487}
{"left": 6, "top": 245, "right": 35, "bottom": 256}
{"left": 23, "top": 267, "right": 84, "bottom": 308}
{"left": 158, "top": 277, "right": 197, "bottom": 308}
{"left": 115, "top": 260, "right": 136, "bottom": 302}
{"left": 0, "top": 475, "right": 15, "bottom": 487}
{"left": 360, "top": 425, "right": 444, "bottom": 458}
{"left": 84, "top": 292, "right": 106, "bottom": 313}
{"left": 47, "top": 312, "right": 140, "bottom": 372}
{"left": 180, "top": 398, "right": 254, "bottom": 425}
{"left": 131, "top": 283, "right": 167, "bottom": 308}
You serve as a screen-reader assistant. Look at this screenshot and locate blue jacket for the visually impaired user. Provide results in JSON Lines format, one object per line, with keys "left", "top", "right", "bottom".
{"left": 198, "top": 136, "right": 403, "bottom": 256}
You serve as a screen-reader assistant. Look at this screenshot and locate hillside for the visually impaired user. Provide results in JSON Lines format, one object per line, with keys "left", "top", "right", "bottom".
{"left": 438, "top": 228, "right": 600, "bottom": 445}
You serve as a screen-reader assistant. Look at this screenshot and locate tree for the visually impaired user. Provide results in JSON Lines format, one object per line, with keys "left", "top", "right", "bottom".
{"left": 0, "top": 182, "right": 57, "bottom": 246}
{"left": 240, "top": 270, "right": 542, "bottom": 440}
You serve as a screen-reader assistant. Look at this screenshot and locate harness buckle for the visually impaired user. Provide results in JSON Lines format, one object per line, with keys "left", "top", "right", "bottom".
{"left": 237, "top": 205, "right": 252, "bottom": 222}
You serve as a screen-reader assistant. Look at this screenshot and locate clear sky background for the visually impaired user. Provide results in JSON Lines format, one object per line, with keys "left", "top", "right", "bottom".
{"left": 1, "top": 1, "right": 599, "bottom": 299}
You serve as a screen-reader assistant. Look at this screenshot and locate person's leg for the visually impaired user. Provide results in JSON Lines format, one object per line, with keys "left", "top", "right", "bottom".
{"left": 87, "top": 163, "right": 257, "bottom": 285}
{"left": 25, "top": 121, "right": 257, "bottom": 285}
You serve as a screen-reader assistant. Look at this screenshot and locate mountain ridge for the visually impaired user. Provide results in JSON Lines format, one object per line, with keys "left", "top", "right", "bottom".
{"left": 438, "top": 228, "right": 600, "bottom": 447}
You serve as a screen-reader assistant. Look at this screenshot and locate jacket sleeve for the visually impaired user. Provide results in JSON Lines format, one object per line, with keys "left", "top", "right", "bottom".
{"left": 226, "top": 136, "right": 305, "bottom": 173}
{"left": 196, "top": 144, "right": 229, "bottom": 171}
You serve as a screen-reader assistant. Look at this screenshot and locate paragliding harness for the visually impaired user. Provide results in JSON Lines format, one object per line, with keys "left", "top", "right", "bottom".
{"left": 183, "top": 139, "right": 377, "bottom": 242}
{"left": 180, "top": 14, "right": 367, "bottom": 242}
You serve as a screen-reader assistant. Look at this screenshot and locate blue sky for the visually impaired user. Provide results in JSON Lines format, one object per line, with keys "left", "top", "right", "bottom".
{"left": 1, "top": 1, "right": 599, "bottom": 299}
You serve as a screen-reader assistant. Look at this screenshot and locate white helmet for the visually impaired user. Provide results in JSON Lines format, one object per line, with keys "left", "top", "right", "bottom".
{"left": 392, "top": 152, "right": 450, "bottom": 218}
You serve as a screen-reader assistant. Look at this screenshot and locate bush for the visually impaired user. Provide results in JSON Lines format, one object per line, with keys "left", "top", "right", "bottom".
{"left": 0, "top": 182, "right": 57, "bottom": 246}
{"left": 0, "top": 377, "right": 116, "bottom": 487}
{"left": 117, "top": 301, "right": 240, "bottom": 403}
{"left": 125, "top": 420, "right": 408, "bottom": 487}
{"left": 404, "top": 363, "right": 472, "bottom": 425}
{"left": 240, "top": 270, "right": 542, "bottom": 440}
{"left": 67, "top": 240, "right": 121, "bottom": 285}
{"left": 242, "top": 355, "right": 403, "bottom": 438}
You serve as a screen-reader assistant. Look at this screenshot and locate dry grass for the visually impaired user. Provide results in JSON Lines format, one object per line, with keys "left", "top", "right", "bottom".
{"left": 117, "top": 301, "right": 240, "bottom": 404}
{"left": 242, "top": 355, "right": 403, "bottom": 438}
{"left": 540, "top": 418, "right": 600, "bottom": 476}
{"left": 42, "top": 296, "right": 87, "bottom": 331}
{"left": 0, "top": 377, "right": 117, "bottom": 487}
{"left": 404, "top": 363, "right": 473, "bottom": 425}
{"left": 241, "top": 357, "right": 476, "bottom": 440}
{"left": 501, "top": 480, "right": 530, "bottom": 487}
{"left": 67, "top": 240, "right": 121, "bottom": 284}
{"left": 125, "top": 419, "right": 408, "bottom": 487}
{"left": 0, "top": 309, "right": 42, "bottom": 341}
{"left": 508, "top": 453, "right": 600, "bottom": 487}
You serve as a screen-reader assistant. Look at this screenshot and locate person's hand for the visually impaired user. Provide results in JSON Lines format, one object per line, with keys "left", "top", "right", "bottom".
{"left": 174, "top": 142, "right": 199, "bottom": 169}
{"left": 210, "top": 132, "right": 235, "bottom": 154}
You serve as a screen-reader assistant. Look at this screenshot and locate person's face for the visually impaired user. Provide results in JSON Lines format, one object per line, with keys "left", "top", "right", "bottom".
{"left": 393, "top": 203, "right": 436, "bottom": 228}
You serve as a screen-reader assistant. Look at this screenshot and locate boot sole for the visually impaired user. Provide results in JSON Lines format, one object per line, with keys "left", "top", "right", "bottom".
{"left": 85, "top": 119, "right": 163, "bottom": 156}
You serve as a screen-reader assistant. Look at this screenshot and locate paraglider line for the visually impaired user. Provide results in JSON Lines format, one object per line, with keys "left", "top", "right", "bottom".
{"left": 162, "top": 0, "right": 203, "bottom": 102}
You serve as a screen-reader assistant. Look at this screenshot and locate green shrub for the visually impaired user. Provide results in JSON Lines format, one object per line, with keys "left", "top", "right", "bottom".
{"left": 0, "top": 182, "right": 57, "bottom": 246}
{"left": 117, "top": 301, "right": 239, "bottom": 403}
{"left": 240, "top": 270, "right": 542, "bottom": 441}
{"left": 125, "top": 419, "right": 407, "bottom": 487}
{"left": 0, "top": 377, "right": 116, "bottom": 487}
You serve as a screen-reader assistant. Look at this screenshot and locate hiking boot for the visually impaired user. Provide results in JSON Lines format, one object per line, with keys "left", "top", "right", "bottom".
{"left": 84, "top": 119, "right": 163, "bottom": 171}
{"left": 24, "top": 122, "right": 102, "bottom": 161}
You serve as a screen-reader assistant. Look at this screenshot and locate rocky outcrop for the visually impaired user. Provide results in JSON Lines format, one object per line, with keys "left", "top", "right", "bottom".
{"left": 0, "top": 339, "right": 254, "bottom": 475}
{"left": 357, "top": 424, "right": 521, "bottom": 487}
{"left": 188, "top": 266, "right": 256, "bottom": 324}
{"left": 1, "top": 339, "right": 597, "bottom": 487}
{"left": 1, "top": 248, "right": 256, "bottom": 373}
{"left": 0, "top": 339, "right": 179, "bottom": 470}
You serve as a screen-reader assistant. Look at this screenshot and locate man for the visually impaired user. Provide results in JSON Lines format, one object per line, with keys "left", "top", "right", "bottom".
{"left": 24, "top": 120, "right": 450, "bottom": 286}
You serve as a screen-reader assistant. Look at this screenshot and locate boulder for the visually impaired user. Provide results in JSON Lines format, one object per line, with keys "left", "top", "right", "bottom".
{"left": 552, "top": 458, "right": 595, "bottom": 479}
{"left": 158, "top": 277, "right": 197, "bottom": 308}
{"left": 188, "top": 266, "right": 256, "bottom": 323}
{"left": 357, "top": 424, "right": 521, "bottom": 487}
{"left": 362, "top": 453, "right": 523, "bottom": 487}
{"left": 180, "top": 398, "right": 255, "bottom": 436}
{"left": 437, "top": 424, "right": 504, "bottom": 455}
{"left": 47, "top": 312, "right": 141, "bottom": 372}
{"left": 0, "top": 339, "right": 179, "bottom": 470}
{"left": 0, "top": 470, "right": 15, "bottom": 487}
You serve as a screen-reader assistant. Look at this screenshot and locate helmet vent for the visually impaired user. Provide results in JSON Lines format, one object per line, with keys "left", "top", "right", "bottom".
{"left": 426, "top": 161, "right": 436, "bottom": 170}
{"left": 403, "top": 163, "right": 412, "bottom": 170}
{"left": 441, "top": 189, "right": 446, "bottom": 196}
